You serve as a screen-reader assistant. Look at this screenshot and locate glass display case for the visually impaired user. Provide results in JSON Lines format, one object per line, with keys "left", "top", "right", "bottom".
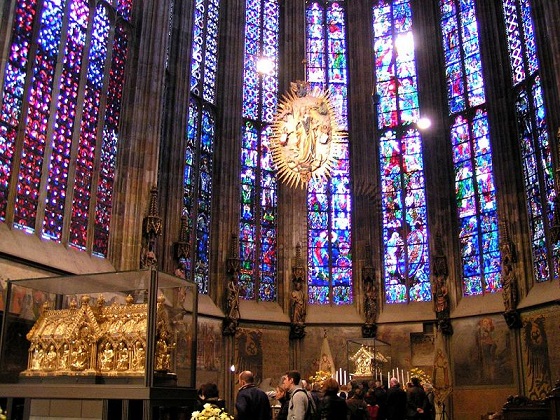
{"left": 346, "top": 338, "right": 391, "bottom": 384}
{"left": 0, "top": 268, "right": 198, "bottom": 405}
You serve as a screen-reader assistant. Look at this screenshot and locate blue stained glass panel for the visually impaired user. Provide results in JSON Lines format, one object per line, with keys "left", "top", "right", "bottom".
{"left": 374, "top": 1, "right": 430, "bottom": 304}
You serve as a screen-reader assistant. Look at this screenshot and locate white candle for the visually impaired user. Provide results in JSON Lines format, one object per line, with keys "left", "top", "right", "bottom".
{"left": 396, "top": 367, "right": 399, "bottom": 382}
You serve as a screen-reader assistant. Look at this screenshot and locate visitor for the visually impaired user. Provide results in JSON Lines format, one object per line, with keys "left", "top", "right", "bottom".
{"left": 283, "top": 370, "right": 312, "bottom": 420}
{"left": 422, "top": 383, "right": 435, "bottom": 420}
{"left": 346, "top": 387, "right": 371, "bottom": 420}
{"left": 318, "top": 377, "right": 348, "bottom": 420}
{"left": 235, "top": 370, "right": 271, "bottom": 420}
{"left": 406, "top": 377, "right": 427, "bottom": 419}
{"left": 385, "top": 377, "right": 407, "bottom": 420}
{"left": 274, "top": 377, "right": 290, "bottom": 420}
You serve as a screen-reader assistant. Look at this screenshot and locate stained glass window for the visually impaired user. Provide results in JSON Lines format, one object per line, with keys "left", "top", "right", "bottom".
{"left": 440, "top": 0, "right": 501, "bottom": 295}
{"left": 0, "top": 0, "right": 132, "bottom": 256}
{"left": 306, "top": 1, "right": 352, "bottom": 305}
{"left": 502, "top": 0, "right": 558, "bottom": 283}
{"left": 183, "top": 0, "right": 221, "bottom": 294}
{"left": 239, "top": 0, "right": 279, "bottom": 301}
{"left": 373, "top": 0, "right": 431, "bottom": 304}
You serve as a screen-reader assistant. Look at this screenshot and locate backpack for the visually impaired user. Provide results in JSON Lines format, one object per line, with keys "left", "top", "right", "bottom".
{"left": 292, "top": 388, "right": 320, "bottom": 420}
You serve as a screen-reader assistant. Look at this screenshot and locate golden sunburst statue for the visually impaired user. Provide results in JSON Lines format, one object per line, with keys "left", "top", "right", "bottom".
{"left": 270, "top": 81, "right": 346, "bottom": 188}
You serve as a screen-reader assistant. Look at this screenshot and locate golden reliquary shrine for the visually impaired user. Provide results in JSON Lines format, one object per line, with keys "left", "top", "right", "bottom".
{"left": 0, "top": 270, "right": 198, "bottom": 388}
{"left": 20, "top": 293, "right": 173, "bottom": 379}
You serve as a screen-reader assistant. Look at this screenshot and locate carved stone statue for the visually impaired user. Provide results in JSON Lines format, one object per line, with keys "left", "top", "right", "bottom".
{"left": 433, "top": 274, "right": 450, "bottom": 319}
{"left": 223, "top": 276, "right": 241, "bottom": 336}
{"left": 431, "top": 232, "right": 453, "bottom": 335}
{"left": 290, "top": 276, "right": 306, "bottom": 325}
{"left": 500, "top": 224, "right": 521, "bottom": 329}
{"left": 364, "top": 275, "right": 378, "bottom": 325}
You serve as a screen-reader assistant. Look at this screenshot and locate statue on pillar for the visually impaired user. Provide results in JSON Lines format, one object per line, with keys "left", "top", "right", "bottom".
{"left": 290, "top": 243, "right": 306, "bottom": 339}
{"left": 500, "top": 222, "right": 521, "bottom": 329}
{"left": 141, "top": 186, "right": 162, "bottom": 269}
{"left": 362, "top": 244, "right": 378, "bottom": 338}
{"left": 223, "top": 234, "right": 241, "bottom": 336}
{"left": 174, "top": 215, "right": 190, "bottom": 280}
{"left": 431, "top": 232, "right": 453, "bottom": 335}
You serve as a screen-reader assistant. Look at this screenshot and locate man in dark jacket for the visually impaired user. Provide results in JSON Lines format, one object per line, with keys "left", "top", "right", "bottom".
{"left": 385, "top": 377, "right": 407, "bottom": 420}
{"left": 235, "top": 370, "right": 272, "bottom": 420}
{"left": 406, "top": 377, "right": 427, "bottom": 419}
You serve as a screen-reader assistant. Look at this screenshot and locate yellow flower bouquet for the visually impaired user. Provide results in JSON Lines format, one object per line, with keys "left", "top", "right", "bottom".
{"left": 190, "top": 403, "right": 234, "bottom": 420}
{"left": 308, "top": 370, "right": 332, "bottom": 384}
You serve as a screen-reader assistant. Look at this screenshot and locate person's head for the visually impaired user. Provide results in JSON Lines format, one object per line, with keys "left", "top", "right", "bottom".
{"left": 275, "top": 385, "right": 286, "bottom": 399}
{"left": 352, "top": 388, "right": 364, "bottom": 400}
{"left": 301, "top": 379, "right": 311, "bottom": 391}
{"left": 322, "top": 378, "right": 340, "bottom": 395}
{"left": 202, "top": 382, "right": 220, "bottom": 399}
{"left": 283, "top": 370, "right": 301, "bottom": 390}
{"left": 375, "top": 380, "right": 383, "bottom": 388}
{"left": 411, "top": 377, "right": 421, "bottom": 387}
{"left": 423, "top": 383, "right": 433, "bottom": 393}
{"left": 389, "top": 377, "right": 399, "bottom": 387}
{"left": 238, "top": 370, "right": 255, "bottom": 387}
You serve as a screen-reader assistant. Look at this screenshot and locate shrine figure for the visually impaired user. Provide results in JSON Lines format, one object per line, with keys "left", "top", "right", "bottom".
{"left": 71, "top": 326, "right": 90, "bottom": 370}
{"left": 30, "top": 344, "right": 44, "bottom": 370}
{"left": 116, "top": 342, "right": 129, "bottom": 371}
{"left": 132, "top": 342, "right": 145, "bottom": 371}
{"left": 100, "top": 342, "right": 115, "bottom": 371}
{"left": 43, "top": 344, "right": 57, "bottom": 371}
{"left": 155, "top": 335, "right": 171, "bottom": 372}
{"left": 59, "top": 343, "right": 70, "bottom": 370}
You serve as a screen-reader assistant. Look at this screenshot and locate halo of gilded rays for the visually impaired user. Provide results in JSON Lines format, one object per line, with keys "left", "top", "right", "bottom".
{"left": 270, "top": 84, "right": 346, "bottom": 189}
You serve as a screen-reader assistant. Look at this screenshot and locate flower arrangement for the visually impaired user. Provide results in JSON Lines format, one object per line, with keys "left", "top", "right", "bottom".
{"left": 308, "top": 370, "right": 332, "bottom": 384}
{"left": 409, "top": 367, "right": 432, "bottom": 385}
{"left": 190, "top": 403, "right": 233, "bottom": 420}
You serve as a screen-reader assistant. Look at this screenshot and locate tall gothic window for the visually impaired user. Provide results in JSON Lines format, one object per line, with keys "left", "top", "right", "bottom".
{"left": 502, "top": 0, "right": 558, "bottom": 283}
{"left": 306, "top": 0, "right": 352, "bottom": 305}
{"left": 440, "top": 0, "right": 501, "bottom": 295}
{"left": 0, "top": 0, "right": 133, "bottom": 257}
{"left": 372, "top": 0, "right": 431, "bottom": 304}
{"left": 182, "top": 0, "right": 221, "bottom": 294}
{"left": 238, "top": 0, "right": 279, "bottom": 301}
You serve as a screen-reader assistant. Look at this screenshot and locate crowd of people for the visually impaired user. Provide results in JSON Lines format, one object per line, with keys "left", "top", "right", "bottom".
{"left": 193, "top": 370, "right": 436, "bottom": 420}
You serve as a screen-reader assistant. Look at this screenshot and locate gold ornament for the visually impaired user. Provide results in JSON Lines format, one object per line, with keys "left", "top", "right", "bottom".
{"left": 270, "top": 81, "right": 346, "bottom": 188}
